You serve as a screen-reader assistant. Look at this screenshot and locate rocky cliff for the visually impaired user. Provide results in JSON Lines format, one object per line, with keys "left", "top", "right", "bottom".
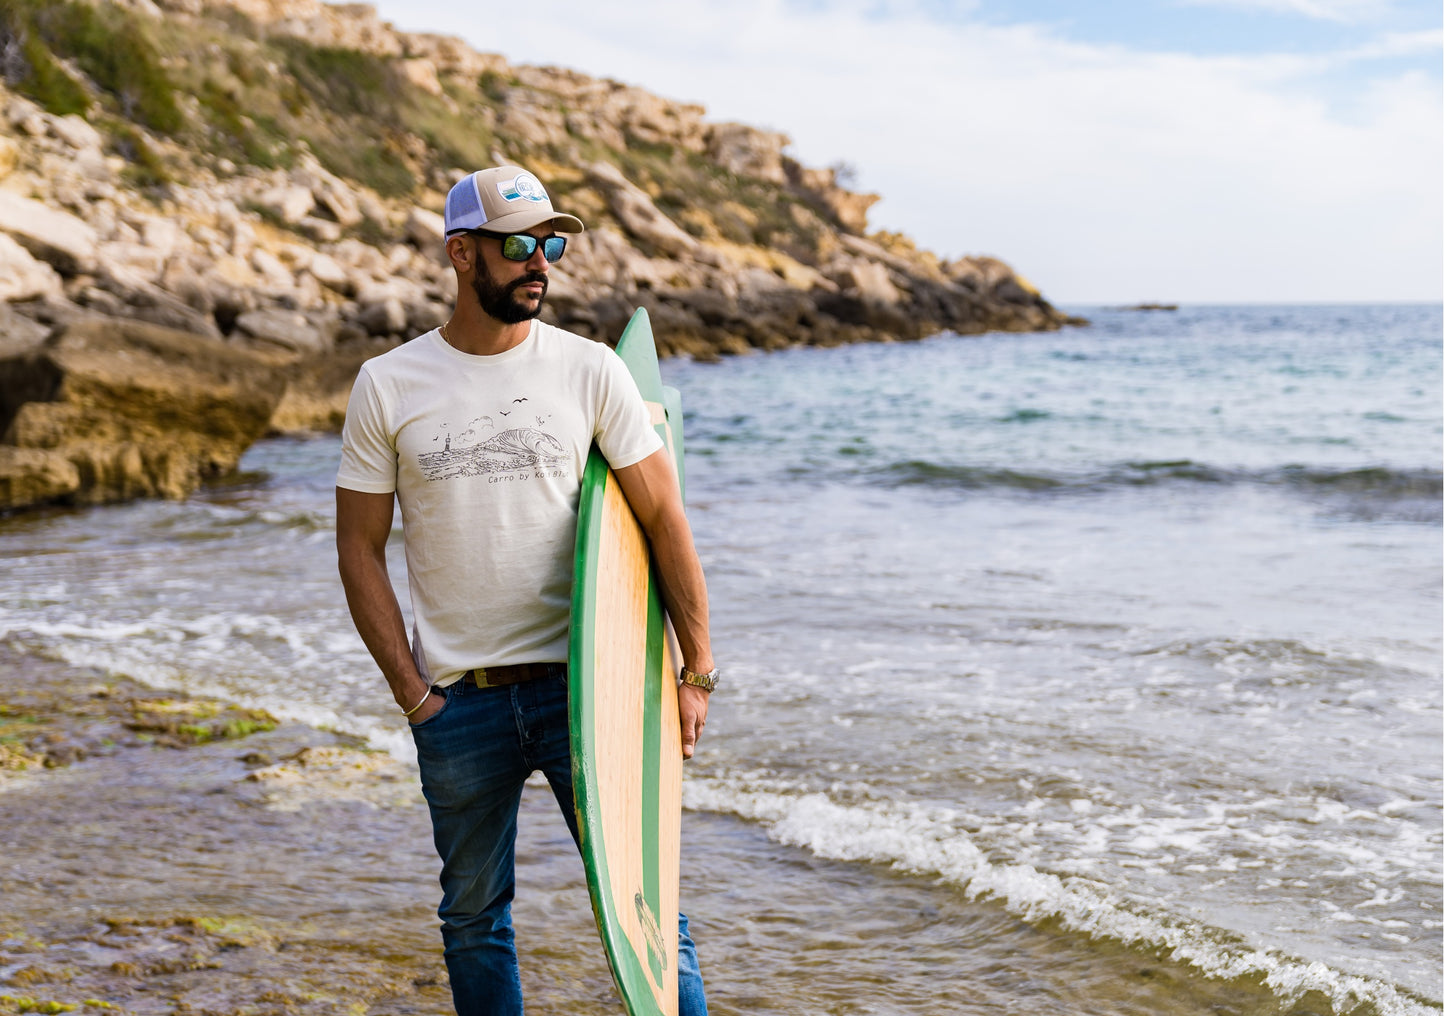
{"left": 0, "top": 0, "right": 1083, "bottom": 512}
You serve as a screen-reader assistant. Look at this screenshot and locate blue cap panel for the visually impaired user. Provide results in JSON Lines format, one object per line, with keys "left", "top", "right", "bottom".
{"left": 444, "top": 175, "right": 486, "bottom": 234}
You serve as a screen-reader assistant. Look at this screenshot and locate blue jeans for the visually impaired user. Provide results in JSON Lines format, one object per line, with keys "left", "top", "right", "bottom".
{"left": 410, "top": 667, "right": 707, "bottom": 1016}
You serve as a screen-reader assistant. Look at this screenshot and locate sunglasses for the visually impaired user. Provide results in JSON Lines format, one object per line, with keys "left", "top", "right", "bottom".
{"left": 471, "top": 232, "right": 567, "bottom": 263}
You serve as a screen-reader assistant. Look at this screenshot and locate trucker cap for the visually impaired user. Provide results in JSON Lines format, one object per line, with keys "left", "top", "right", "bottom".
{"left": 443, "top": 166, "right": 585, "bottom": 237}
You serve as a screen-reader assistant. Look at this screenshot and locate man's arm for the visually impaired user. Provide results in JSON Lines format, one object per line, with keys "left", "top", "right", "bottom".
{"left": 335, "top": 487, "right": 442, "bottom": 724}
{"left": 612, "top": 448, "right": 713, "bottom": 760}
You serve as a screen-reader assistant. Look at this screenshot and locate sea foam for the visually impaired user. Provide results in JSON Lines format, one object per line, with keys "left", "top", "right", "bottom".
{"left": 682, "top": 777, "right": 1440, "bottom": 1016}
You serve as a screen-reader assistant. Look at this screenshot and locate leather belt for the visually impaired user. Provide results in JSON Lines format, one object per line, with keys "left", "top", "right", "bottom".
{"left": 460, "top": 663, "right": 558, "bottom": 688}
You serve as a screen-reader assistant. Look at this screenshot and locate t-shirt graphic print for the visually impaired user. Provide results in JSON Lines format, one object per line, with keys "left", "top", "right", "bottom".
{"left": 418, "top": 401, "right": 568, "bottom": 482}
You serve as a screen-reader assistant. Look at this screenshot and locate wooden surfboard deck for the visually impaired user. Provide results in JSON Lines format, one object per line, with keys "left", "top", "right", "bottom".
{"left": 569, "top": 307, "right": 684, "bottom": 1016}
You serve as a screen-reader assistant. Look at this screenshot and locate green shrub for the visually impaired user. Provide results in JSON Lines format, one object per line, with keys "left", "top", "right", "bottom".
{"left": 276, "top": 38, "right": 394, "bottom": 118}
{"left": 0, "top": 1, "right": 89, "bottom": 115}
{"left": 477, "top": 69, "right": 518, "bottom": 104}
{"left": 22, "top": 0, "right": 182, "bottom": 133}
{"left": 312, "top": 135, "right": 415, "bottom": 197}
{"left": 112, "top": 125, "right": 170, "bottom": 187}
{"left": 195, "top": 80, "right": 289, "bottom": 169}
{"left": 0, "top": 0, "right": 182, "bottom": 131}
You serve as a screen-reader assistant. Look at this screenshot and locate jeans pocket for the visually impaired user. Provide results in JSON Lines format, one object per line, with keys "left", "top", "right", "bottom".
{"left": 407, "top": 684, "right": 454, "bottom": 731}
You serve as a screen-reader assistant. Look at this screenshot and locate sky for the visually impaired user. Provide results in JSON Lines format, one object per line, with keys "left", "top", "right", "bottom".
{"left": 367, "top": 0, "right": 1442, "bottom": 304}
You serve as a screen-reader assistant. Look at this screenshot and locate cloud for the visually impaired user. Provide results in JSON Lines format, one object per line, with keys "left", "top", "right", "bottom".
{"left": 377, "top": 0, "right": 1442, "bottom": 301}
{"left": 1332, "top": 28, "right": 1444, "bottom": 61}
{"left": 1176, "top": 0, "right": 1400, "bottom": 23}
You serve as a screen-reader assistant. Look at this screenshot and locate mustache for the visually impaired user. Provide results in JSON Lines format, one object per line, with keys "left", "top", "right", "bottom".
{"left": 507, "top": 272, "right": 548, "bottom": 292}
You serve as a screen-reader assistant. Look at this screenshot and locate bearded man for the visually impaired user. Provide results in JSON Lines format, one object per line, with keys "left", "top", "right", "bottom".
{"left": 335, "top": 165, "right": 715, "bottom": 1015}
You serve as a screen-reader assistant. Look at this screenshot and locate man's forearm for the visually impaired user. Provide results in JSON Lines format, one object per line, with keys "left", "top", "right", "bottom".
{"left": 611, "top": 451, "right": 714, "bottom": 757}
{"left": 613, "top": 451, "right": 714, "bottom": 673}
{"left": 647, "top": 509, "right": 713, "bottom": 674}
{"left": 646, "top": 504, "right": 713, "bottom": 758}
{"left": 338, "top": 545, "right": 428, "bottom": 707}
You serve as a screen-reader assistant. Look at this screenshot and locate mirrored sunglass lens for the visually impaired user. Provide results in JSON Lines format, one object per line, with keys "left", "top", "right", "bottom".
{"left": 500, "top": 235, "right": 537, "bottom": 260}
{"left": 497, "top": 235, "right": 565, "bottom": 262}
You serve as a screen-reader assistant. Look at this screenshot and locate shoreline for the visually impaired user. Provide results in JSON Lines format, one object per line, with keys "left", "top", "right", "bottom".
{"left": 3, "top": 642, "right": 1433, "bottom": 1016}
{"left": 0, "top": 645, "right": 624, "bottom": 1015}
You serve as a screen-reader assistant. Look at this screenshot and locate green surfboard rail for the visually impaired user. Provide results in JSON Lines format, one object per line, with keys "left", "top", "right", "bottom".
{"left": 569, "top": 307, "right": 683, "bottom": 1016}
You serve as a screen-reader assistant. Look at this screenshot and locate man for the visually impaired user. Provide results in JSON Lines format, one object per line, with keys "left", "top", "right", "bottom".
{"left": 335, "top": 165, "right": 715, "bottom": 1015}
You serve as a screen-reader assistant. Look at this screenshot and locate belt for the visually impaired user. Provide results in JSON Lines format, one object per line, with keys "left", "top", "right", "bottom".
{"left": 460, "top": 663, "right": 558, "bottom": 688}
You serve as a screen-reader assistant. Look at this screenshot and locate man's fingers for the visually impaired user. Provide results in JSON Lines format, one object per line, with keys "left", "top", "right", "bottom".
{"left": 680, "top": 715, "right": 701, "bottom": 759}
{"left": 678, "top": 683, "right": 710, "bottom": 760}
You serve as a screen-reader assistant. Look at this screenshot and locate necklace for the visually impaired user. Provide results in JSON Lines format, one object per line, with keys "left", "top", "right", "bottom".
{"left": 440, "top": 321, "right": 452, "bottom": 343}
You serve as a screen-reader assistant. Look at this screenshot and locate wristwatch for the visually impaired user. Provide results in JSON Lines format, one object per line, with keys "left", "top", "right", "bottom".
{"left": 680, "top": 666, "right": 720, "bottom": 692}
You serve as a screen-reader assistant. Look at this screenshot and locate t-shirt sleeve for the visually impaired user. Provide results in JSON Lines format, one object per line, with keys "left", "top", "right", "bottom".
{"left": 336, "top": 366, "right": 399, "bottom": 493}
{"left": 594, "top": 349, "right": 665, "bottom": 470}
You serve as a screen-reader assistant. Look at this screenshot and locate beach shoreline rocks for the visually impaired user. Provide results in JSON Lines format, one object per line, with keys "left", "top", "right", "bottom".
{"left": 0, "top": 0, "right": 1085, "bottom": 512}
{"left": 0, "top": 318, "right": 291, "bottom": 509}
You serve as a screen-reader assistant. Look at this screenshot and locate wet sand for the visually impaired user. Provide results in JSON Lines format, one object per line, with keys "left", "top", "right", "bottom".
{"left": 0, "top": 647, "right": 626, "bottom": 1015}
{"left": 1, "top": 646, "right": 1351, "bottom": 1016}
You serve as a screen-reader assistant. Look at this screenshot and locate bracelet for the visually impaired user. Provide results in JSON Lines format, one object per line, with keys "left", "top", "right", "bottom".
{"left": 401, "top": 687, "right": 434, "bottom": 717}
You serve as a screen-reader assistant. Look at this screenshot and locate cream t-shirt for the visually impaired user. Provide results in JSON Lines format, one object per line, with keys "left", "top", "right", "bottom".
{"left": 337, "top": 321, "right": 664, "bottom": 686}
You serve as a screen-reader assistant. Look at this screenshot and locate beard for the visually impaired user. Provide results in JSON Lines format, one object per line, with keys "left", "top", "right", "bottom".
{"left": 471, "top": 263, "right": 548, "bottom": 324}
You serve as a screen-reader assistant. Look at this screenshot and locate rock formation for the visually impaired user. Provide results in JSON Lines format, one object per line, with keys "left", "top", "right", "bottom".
{"left": 0, "top": 0, "right": 1084, "bottom": 512}
{"left": 0, "top": 319, "right": 288, "bottom": 507}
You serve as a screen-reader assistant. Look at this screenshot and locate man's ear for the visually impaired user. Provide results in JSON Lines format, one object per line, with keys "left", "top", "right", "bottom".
{"left": 446, "top": 235, "right": 474, "bottom": 273}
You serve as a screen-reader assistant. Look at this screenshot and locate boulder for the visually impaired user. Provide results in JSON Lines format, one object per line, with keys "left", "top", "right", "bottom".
{"left": 705, "top": 123, "right": 789, "bottom": 185}
{"left": 356, "top": 297, "right": 407, "bottom": 336}
{"left": 267, "top": 339, "right": 395, "bottom": 435}
{"left": 586, "top": 162, "right": 698, "bottom": 259}
{"left": 48, "top": 115, "right": 104, "bottom": 152}
{"left": 399, "top": 57, "right": 443, "bottom": 96}
{"left": 0, "top": 191, "right": 99, "bottom": 275}
{"left": 138, "top": 216, "right": 183, "bottom": 260}
{"left": 0, "top": 136, "right": 19, "bottom": 178}
{"left": 296, "top": 156, "right": 364, "bottom": 228}
{"left": 833, "top": 259, "right": 902, "bottom": 305}
{"left": 249, "top": 248, "right": 297, "bottom": 293}
{"left": 499, "top": 97, "right": 569, "bottom": 150}
{"left": 0, "top": 446, "right": 81, "bottom": 507}
{"left": 0, "top": 233, "right": 62, "bottom": 302}
{"left": 0, "top": 318, "right": 289, "bottom": 510}
{"left": 305, "top": 252, "right": 354, "bottom": 294}
{"left": 784, "top": 159, "right": 879, "bottom": 235}
{"left": 256, "top": 184, "right": 315, "bottom": 224}
{"left": 404, "top": 206, "right": 445, "bottom": 252}
{"left": 234, "top": 307, "right": 330, "bottom": 354}
{"left": 84, "top": 266, "right": 224, "bottom": 338}
{"left": 0, "top": 303, "right": 51, "bottom": 358}
{"left": 299, "top": 216, "right": 343, "bottom": 243}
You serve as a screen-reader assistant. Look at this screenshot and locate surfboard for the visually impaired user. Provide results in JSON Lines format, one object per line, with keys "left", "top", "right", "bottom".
{"left": 569, "top": 307, "right": 685, "bottom": 1016}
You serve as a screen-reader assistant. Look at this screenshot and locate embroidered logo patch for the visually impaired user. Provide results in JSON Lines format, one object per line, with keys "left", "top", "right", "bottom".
{"left": 496, "top": 173, "right": 548, "bottom": 203}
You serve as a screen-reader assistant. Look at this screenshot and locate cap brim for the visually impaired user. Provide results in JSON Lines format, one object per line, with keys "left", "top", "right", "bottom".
{"left": 474, "top": 210, "right": 585, "bottom": 234}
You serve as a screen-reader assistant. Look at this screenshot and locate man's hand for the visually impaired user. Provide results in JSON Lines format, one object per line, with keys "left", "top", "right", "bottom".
{"left": 407, "top": 688, "right": 445, "bottom": 726}
{"left": 679, "top": 682, "right": 709, "bottom": 759}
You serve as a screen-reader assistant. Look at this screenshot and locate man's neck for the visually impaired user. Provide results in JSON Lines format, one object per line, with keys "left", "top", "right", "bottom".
{"left": 440, "top": 312, "right": 533, "bottom": 356}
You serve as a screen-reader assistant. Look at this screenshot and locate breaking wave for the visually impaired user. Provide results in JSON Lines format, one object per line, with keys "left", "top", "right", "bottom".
{"left": 682, "top": 778, "right": 1441, "bottom": 1016}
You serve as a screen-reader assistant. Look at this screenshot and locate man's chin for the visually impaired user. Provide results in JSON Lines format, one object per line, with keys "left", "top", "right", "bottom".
{"left": 482, "top": 295, "right": 544, "bottom": 325}
{"left": 473, "top": 273, "right": 547, "bottom": 325}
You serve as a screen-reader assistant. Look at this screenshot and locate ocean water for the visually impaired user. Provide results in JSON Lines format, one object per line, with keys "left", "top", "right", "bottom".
{"left": 0, "top": 304, "right": 1439, "bottom": 1014}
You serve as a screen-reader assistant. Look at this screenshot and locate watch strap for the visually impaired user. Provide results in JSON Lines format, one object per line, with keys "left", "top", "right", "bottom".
{"left": 680, "top": 666, "right": 719, "bottom": 692}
